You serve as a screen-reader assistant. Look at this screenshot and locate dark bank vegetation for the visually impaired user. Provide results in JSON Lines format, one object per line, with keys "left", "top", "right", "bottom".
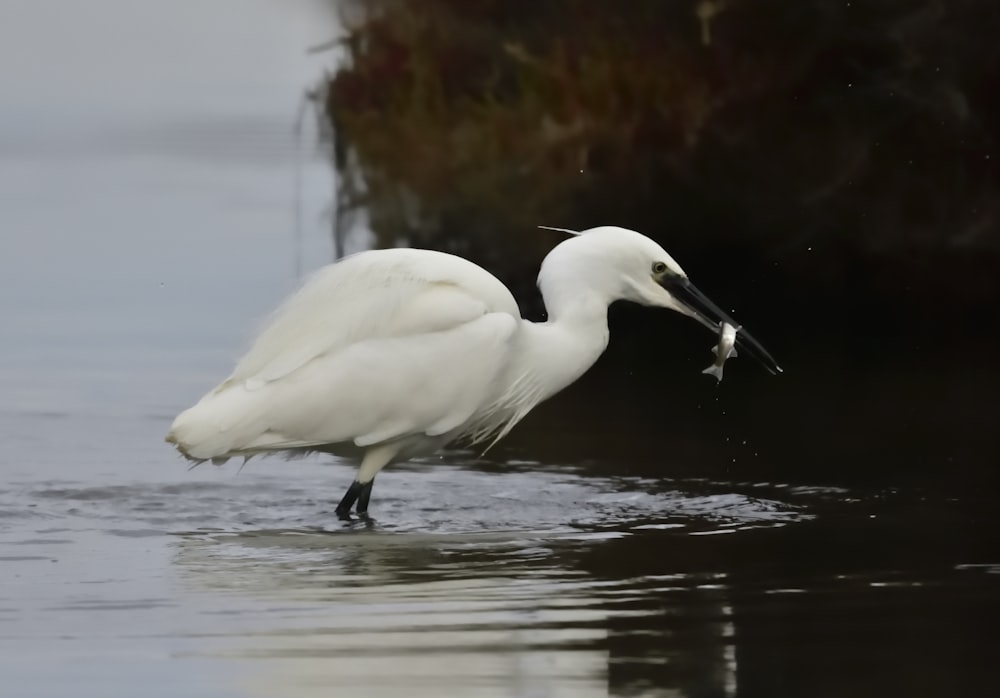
{"left": 316, "top": 0, "right": 1000, "bottom": 341}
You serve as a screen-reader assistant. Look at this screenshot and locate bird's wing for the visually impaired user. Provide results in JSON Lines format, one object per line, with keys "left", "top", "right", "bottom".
{"left": 170, "top": 310, "right": 519, "bottom": 460}
{"left": 222, "top": 248, "right": 520, "bottom": 390}
{"left": 167, "top": 248, "right": 522, "bottom": 460}
{"left": 233, "top": 311, "right": 519, "bottom": 453}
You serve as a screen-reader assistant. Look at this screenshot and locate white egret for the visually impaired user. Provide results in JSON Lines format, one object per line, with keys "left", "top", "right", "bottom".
{"left": 166, "top": 226, "right": 780, "bottom": 516}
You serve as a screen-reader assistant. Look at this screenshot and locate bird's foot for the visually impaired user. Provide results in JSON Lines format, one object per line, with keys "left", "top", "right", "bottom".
{"left": 335, "top": 479, "right": 374, "bottom": 522}
{"left": 334, "top": 509, "right": 374, "bottom": 529}
{"left": 334, "top": 506, "right": 354, "bottom": 521}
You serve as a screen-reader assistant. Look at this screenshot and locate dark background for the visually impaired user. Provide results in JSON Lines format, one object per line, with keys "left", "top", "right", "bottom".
{"left": 321, "top": 0, "right": 1000, "bottom": 492}
{"left": 319, "top": 7, "right": 1000, "bottom": 690}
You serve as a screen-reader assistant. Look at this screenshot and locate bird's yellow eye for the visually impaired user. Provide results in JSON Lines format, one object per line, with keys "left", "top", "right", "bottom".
{"left": 652, "top": 261, "right": 668, "bottom": 275}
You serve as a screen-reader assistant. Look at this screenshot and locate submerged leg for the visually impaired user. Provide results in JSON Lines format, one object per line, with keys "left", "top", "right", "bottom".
{"left": 334, "top": 444, "right": 397, "bottom": 517}
{"left": 333, "top": 479, "right": 375, "bottom": 517}
{"left": 356, "top": 479, "right": 374, "bottom": 514}
{"left": 335, "top": 481, "right": 364, "bottom": 517}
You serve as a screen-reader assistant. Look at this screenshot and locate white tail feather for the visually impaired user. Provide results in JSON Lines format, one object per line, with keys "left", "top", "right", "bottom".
{"left": 166, "top": 384, "right": 274, "bottom": 462}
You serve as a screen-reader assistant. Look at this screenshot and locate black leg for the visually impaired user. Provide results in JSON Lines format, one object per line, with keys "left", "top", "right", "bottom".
{"left": 356, "top": 479, "right": 374, "bottom": 514}
{"left": 335, "top": 479, "right": 375, "bottom": 517}
{"left": 335, "top": 481, "right": 364, "bottom": 516}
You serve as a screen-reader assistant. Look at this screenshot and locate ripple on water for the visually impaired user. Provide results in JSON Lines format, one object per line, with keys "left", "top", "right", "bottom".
{"left": 3, "top": 462, "right": 820, "bottom": 538}
{"left": 4, "top": 455, "right": 992, "bottom": 698}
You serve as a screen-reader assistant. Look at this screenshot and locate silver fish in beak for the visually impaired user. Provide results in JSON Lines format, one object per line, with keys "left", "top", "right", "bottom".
{"left": 702, "top": 322, "right": 738, "bottom": 382}
{"left": 660, "top": 276, "right": 782, "bottom": 376}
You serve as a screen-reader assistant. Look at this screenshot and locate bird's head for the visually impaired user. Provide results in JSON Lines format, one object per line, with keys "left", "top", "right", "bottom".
{"left": 539, "top": 225, "right": 781, "bottom": 374}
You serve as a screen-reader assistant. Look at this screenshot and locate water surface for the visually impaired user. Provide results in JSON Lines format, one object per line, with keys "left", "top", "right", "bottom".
{"left": 1, "top": 2, "right": 998, "bottom": 697}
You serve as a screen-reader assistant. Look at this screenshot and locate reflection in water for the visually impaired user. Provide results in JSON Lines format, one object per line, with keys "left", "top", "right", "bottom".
{"left": 144, "top": 460, "right": 999, "bottom": 698}
{"left": 173, "top": 525, "right": 742, "bottom": 698}
{"left": 3, "top": 409, "right": 999, "bottom": 698}
{"left": 152, "top": 469, "right": 797, "bottom": 697}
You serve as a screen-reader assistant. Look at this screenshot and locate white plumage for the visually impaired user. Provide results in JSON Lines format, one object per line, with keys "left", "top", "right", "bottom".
{"left": 169, "top": 249, "right": 521, "bottom": 458}
{"left": 166, "top": 226, "right": 779, "bottom": 516}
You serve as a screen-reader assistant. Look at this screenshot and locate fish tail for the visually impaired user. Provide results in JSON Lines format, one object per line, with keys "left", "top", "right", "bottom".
{"left": 701, "top": 364, "right": 724, "bottom": 382}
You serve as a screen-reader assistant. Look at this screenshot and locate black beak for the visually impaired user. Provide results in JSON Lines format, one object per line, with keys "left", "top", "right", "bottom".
{"left": 661, "top": 277, "right": 782, "bottom": 375}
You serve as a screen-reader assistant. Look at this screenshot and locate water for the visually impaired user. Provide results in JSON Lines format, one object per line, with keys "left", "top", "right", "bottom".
{"left": 3, "top": 408, "right": 998, "bottom": 697}
{"left": 2, "top": 1, "right": 999, "bottom": 696}
{"left": 4, "top": 389, "right": 998, "bottom": 698}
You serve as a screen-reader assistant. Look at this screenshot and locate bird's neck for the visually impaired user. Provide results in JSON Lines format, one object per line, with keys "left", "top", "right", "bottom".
{"left": 520, "top": 292, "right": 611, "bottom": 403}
